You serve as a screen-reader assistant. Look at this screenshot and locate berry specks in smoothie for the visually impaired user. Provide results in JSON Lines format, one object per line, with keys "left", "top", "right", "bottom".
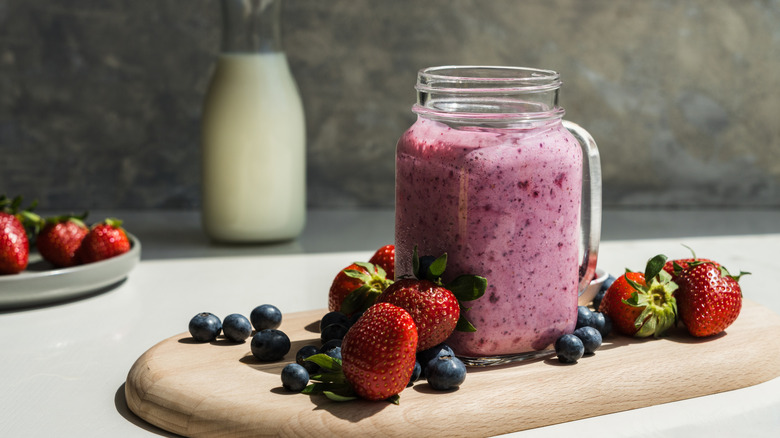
{"left": 395, "top": 117, "right": 582, "bottom": 357}
{"left": 554, "top": 172, "right": 567, "bottom": 188}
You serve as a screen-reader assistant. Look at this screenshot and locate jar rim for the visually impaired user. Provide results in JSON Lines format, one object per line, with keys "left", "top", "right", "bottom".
{"left": 416, "top": 65, "right": 561, "bottom": 94}
{"left": 414, "top": 65, "right": 564, "bottom": 124}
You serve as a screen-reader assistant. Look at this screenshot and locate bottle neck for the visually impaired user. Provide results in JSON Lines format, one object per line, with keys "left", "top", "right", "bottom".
{"left": 413, "top": 66, "right": 565, "bottom": 128}
{"left": 220, "top": 0, "right": 283, "bottom": 53}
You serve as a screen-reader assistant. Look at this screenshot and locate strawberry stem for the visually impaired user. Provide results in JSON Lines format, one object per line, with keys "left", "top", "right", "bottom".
{"left": 622, "top": 255, "right": 679, "bottom": 338}
{"left": 339, "top": 262, "right": 393, "bottom": 315}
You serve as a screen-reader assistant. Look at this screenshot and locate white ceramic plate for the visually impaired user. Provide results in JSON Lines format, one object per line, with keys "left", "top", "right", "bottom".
{"left": 578, "top": 267, "right": 609, "bottom": 306}
{"left": 0, "top": 234, "right": 141, "bottom": 309}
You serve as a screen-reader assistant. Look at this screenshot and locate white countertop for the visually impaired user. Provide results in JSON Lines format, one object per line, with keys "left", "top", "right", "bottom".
{"left": 2, "top": 208, "right": 780, "bottom": 437}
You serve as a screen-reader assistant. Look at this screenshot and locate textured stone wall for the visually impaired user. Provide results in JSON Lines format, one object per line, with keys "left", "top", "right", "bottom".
{"left": 1, "top": 0, "right": 778, "bottom": 210}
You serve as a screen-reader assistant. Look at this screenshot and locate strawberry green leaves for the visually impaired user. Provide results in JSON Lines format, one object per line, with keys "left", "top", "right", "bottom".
{"left": 0, "top": 194, "right": 43, "bottom": 239}
{"left": 340, "top": 284, "right": 375, "bottom": 316}
{"left": 622, "top": 254, "right": 678, "bottom": 338}
{"left": 338, "top": 261, "right": 393, "bottom": 316}
{"left": 643, "top": 254, "right": 668, "bottom": 286}
{"left": 446, "top": 275, "right": 489, "bottom": 302}
{"left": 412, "top": 246, "right": 447, "bottom": 282}
{"left": 301, "top": 354, "right": 358, "bottom": 402}
{"left": 720, "top": 266, "right": 750, "bottom": 284}
{"left": 447, "top": 274, "right": 488, "bottom": 332}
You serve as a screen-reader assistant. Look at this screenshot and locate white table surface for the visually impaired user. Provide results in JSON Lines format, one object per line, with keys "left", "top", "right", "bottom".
{"left": 2, "top": 208, "right": 780, "bottom": 437}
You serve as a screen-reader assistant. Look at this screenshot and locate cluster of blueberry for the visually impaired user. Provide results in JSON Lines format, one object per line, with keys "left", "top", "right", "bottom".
{"left": 187, "top": 304, "right": 292, "bottom": 362}
{"left": 554, "top": 306, "right": 612, "bottom": 363}
{"left": 282, "top": 310, "right": 469, "bottom": 394}
{"left": 553, "top": 275, "right": 616, "bottom": 364}
{"left": 280, "top": 311, "right": 349, "bottom": 393}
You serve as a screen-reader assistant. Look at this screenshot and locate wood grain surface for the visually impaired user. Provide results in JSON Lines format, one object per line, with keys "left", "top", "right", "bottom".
{"left": 125, "top": 300, "right": 780, "bottom": 437}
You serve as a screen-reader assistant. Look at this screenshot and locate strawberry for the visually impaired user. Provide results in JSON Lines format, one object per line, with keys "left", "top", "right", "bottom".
{"left": 377, "top": 278, "right": 460, "bottom": 351}
{"left": 599, "top": 254, "right": 678, "bottom": 337}
{"left": 36, "top": 214, "right": 89, "bottom": 267}
{"left": 410, "top": 247, "right": 487, "bottom": 332}
{"left": 675, "top": 262, "right": 746, "bottom": 337}
{"left": 392, "top": 246, "right": 487, "bottom": 338}
{"left": 0, "top": 195, "right": 41, "bottom": 275}
{"left": 0, "top": 212, "right": 29, "bottom": 275}
{"left": 341, "top": 302, "right": 418, "bottom": 401}
{"left": 76, "top": 218, "right": 131, "bottom": 264}
{"left": 328, "top": 261, "right": 392, "bottom": 316}
{"left": 368, "top": 244, "right": 395, "bottom": 280}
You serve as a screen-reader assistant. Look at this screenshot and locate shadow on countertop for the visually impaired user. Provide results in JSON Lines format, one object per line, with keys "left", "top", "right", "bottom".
{"left": 115, "top": 384, "right": 182, "bottom": 438}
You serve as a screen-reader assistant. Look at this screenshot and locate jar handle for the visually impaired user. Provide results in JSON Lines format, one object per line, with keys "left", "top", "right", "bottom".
{"left": 563, "top": 120, "right": 602, "bottom": 295}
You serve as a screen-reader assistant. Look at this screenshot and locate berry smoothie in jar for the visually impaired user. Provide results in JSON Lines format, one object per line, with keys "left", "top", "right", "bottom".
{"left": 394, "top": 66, "right": 601, "bottom": 365}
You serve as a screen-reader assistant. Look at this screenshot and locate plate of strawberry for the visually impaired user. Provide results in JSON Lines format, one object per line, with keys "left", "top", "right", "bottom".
{"left": 0, "top": 196, "right": 140, "bottom": 309}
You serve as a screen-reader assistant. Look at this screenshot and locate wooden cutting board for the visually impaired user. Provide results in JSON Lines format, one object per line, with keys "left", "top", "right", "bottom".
{"left": 126, "top": 300, "right": 780, "bottom": 437}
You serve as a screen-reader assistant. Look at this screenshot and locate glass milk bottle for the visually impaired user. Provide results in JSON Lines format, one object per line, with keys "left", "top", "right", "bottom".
{"left": 201, "top": 0, "right": 306, "bottom": 242}
{"left": 395, "top": 66, "right": 601, "bottom": 365}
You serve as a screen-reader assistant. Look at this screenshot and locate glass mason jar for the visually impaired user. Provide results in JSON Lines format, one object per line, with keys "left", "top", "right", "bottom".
{"left": 394, "top": 66, "right": 601, "bottom": 365}
{"left": 201, "top": 0, "right": 306, "bottom": 243}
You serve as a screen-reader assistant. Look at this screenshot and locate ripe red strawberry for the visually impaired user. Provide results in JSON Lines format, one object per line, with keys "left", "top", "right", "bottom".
{"left": 368, "top": 244, "right": 395, "bottom": 280}
{"left": 76, "top": 218, "right": 131, "bottom": 264}
{"left": 37, "top": 216, "right": 89, "bottom": 267}
{"left": 0, "top": 195, "right": 42, "bottom": 275}
{"left": 675, "top": 262, "right": 745, "bottom": 337}
{"left": 377, "top": 278, "right": 460, "bottom": 351}
{"left": 328, "top": 261, "right": 393, "bottom": 316}
{"left": 341, "top": 302, "right": 418, "bottom": 401}
{"left": 599, "top": 254, "right": 678, "bottom": 337}
{"left": 0, "top": 211, "right": 29, "bottom": 275}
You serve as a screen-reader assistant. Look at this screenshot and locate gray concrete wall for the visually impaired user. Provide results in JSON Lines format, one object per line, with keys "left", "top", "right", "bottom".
{"left": 1, "top": 0, "right": 778, "bottom": 210}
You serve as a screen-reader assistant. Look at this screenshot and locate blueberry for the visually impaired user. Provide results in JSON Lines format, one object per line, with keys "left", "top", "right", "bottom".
{"left": 407, "top": 361, "right": 422, "bottom": 387}
{"left": 593, "top": 274, "right": 617, "bottom": 311}
{"left": 576, "top": 305, "right": 594, "bottom": 329}
{"left": 320, "top": 311, "right": 350, "bottom": 331}
{"left": 591, "top": 312, "right": 612, "bottom": 337}
{"left": 418, "top": 255, "right": 437, "bottom": 279}
{"left": 320, "top": 323, "right": 349, "bottom": 343}
{"left": 348, "top": 310, "right": 364, "bottom": 327}
{"left": 296, "top": 345, "right": 321, "bottom": 374}
{"left": 592, "top": 289, "right": 606, "bottom": 311}
{"left": 324, "top": 346, "right": 342, "bottom": 361}
{"left": 251, "top": 329, "right": 290, "bottom": 361}
{"left": 554, "top": 334, "right": 584, "bottom": 364}
{"left": 426, "top": 356, "right": 467, "bottom": 390}
{"left": 250, "top": 304, "right": 282, "bottom": 331}
{"left": 188, "top": 312, "right": 222, "bottom": 342}
{"left": 281, "top": 363, "right": 309, "bottom": 392}
{"left": 222, "top": 313, "right": 252, "bottom": 342}
{"left": 602, "top": 313, "right": 613, "bottom": 337}
{"left": 573, "top": 326, "right": 603, "bottom": 355}
{"left": 319, "top": 338, "right": 342, "bottom": 354}
{"left": 417, "top": 343, "right": 455, "bottom": 375}
{"left": 601, "top": 274, "right": 617, "bottom": 292}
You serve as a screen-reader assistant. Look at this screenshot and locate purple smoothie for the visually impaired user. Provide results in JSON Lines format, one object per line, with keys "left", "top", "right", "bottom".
{"left": 395, "top": 116, "right": 583, "bottom": 357}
